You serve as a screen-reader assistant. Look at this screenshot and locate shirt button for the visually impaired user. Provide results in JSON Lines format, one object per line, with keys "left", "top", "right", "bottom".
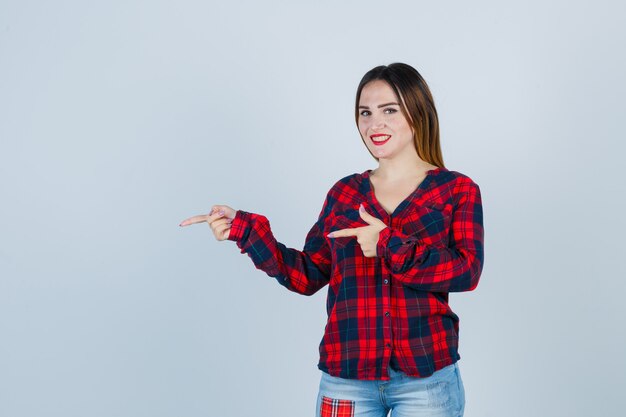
{"left": 383, "top": 279, "right": 389, "bottom": 284}
{"left": 386, "top": 343, "right": 391, "bottom": 348}
{"left": 385, "top": 311, "right": 390, "bottom": 317}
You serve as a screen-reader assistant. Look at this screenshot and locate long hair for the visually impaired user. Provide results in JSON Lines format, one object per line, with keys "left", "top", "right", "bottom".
{"left": 354, "top": 63, "right": 444, "bottom": 167}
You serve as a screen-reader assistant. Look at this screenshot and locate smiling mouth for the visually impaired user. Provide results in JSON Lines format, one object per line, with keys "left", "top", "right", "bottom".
{"left": 371, "top": 135, "right": 391, "bottom": 145}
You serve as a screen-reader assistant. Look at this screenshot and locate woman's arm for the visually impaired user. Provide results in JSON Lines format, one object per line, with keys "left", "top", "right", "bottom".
{"left": 227, "top": 195, "right": 332, "bottom": 296}
{"left": 376, "top": 180, "right": 484, "bottom": 293}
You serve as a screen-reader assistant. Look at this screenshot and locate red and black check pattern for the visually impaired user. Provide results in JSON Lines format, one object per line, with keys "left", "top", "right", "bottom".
{"left": 320, "top": 396, "right": 355, "bottom": 417}
{"left": 227, "top": 167, "right": 484, "bottom": 380}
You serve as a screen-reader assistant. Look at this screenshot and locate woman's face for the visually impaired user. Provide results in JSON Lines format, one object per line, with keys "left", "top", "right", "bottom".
{"left": 357, "top": 80, "right": 415, "bottom": 160}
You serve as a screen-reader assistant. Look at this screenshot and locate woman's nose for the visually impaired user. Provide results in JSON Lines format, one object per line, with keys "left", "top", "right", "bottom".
{"left": 371, "top": 115, "right": 385, "bottom": 129}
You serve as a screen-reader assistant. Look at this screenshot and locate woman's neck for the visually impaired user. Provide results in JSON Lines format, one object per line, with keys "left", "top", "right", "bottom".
{"left": 372, "top": 155, "right": 435, "bottom": 182}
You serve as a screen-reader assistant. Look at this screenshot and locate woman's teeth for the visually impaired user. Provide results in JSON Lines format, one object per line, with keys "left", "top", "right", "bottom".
{"left": 372, "top": 135, "right": 391, "bottom": 145}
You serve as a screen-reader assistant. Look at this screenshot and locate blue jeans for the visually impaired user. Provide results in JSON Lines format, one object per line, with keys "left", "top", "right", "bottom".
{"left": 315, "top": 362, "right": 465, "bottom": 417}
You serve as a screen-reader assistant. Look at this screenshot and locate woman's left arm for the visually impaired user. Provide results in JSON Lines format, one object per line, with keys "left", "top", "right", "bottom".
{"left": 376, "top": 181, "right": 484, "bottom": 293}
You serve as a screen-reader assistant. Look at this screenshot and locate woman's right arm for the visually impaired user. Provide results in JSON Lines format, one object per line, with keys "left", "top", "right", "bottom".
{"left": 180, "top": 185, "right": 337, "bottom": 295}
{"left": 224, "top": 194, "right": 333, "bottom": 296}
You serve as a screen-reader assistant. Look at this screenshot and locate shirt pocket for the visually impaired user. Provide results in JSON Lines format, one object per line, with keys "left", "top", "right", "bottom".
{"left": 402, "top": 200, "right": 453, "bottom": 245}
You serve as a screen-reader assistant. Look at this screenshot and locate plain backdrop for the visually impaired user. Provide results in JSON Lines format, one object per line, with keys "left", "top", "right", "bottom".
{"left": 1, "top": 1, "right": 625, "bottom": 416}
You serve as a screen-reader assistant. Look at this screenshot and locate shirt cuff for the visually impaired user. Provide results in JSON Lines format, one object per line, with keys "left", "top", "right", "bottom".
{"left": 376, "top": 225, "right": 429, "bottom": 263}
{"left": 227, "top": 210, "right": 250, "bottom": 243}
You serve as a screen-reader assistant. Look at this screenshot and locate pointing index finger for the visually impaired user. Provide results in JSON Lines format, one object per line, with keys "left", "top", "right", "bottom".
{"left": 327, "top": 227, "right": 359, "bottom": 238}
{"left": 179, "top": 211, "right": 225, "bottom": 227}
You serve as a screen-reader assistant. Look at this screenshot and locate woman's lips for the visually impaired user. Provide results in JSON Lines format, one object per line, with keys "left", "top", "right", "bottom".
{"left": 371, "top": 134, "right": 391, "bottom": 146}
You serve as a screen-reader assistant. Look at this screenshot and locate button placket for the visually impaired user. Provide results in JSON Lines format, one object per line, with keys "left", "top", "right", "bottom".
{"left": 380, "top": 215, "right": 393, "bottom": 362}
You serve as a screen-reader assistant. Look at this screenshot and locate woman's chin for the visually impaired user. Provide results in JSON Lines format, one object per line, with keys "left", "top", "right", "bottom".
{"left": 373, "top": 147, "right": 392, "bottom": 159}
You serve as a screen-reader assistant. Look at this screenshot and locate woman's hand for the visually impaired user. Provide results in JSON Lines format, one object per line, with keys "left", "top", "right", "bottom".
{"left": 179, "top": 205, "right": 237, "bottom": 241}
{"left": 327, "top": 204, "right": 388, "bottom": 257}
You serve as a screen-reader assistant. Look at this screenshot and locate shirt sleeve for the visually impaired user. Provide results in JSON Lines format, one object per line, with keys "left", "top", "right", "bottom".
{"left": 226, "top": 194, "right": 332, "bottom": 296}
{"left": 376, "top": 181, "right": 484, "bottom": 293}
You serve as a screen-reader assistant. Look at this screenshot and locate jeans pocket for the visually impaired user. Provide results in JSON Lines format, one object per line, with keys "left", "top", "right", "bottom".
{"left": 426, "top": 379, "right": 452, "bottom": 408}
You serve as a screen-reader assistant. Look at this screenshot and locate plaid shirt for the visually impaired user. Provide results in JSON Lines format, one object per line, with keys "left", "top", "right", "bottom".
{"left": 227, "top": 167, "right": 484, "bottom": 380}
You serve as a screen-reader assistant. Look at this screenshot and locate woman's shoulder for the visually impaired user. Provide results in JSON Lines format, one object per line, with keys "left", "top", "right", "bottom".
{"left": 326, "top": 171, "right": 365, "bottom": 191}
{"left": 422, "top": 167, "right": 481, "bottom": 207}
{"left": 436, "top": 169, "right": 482, "bottom": 210}
{"left": 316, "top": 172, "right": 366, "bottom": 211}
{"left": 305, "top": 173, "right": 362, "bottom": 221}
{"left": 439, "top": 167, "right": 480, "bottom": 187}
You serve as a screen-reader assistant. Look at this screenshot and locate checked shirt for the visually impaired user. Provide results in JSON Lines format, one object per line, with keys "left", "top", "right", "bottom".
{"left": 227, "top": 166, "right": 484, "bottom": 380}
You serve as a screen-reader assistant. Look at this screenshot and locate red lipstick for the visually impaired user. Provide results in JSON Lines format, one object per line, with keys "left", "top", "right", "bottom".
{"left": 370, "top": 134, "right": 391, "bottom": 146}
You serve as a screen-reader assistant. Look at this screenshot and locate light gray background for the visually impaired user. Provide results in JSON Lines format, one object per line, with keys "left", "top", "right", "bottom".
{"left": 1, "top": 1, "right": 624, "bottom": 416}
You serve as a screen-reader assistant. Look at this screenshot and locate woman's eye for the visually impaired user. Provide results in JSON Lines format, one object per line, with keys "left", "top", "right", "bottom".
{"left": 359, "top": 108, "right": 396, "bottom": 117}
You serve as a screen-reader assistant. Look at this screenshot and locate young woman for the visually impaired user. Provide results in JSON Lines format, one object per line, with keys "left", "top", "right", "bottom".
{"left": 180, "top": 63, "right": 484, "bottom": 417}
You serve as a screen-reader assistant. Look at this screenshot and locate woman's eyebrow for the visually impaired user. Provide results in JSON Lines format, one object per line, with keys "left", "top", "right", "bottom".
{"left": 358, "top": 102, "right": 400, "bottom": 109}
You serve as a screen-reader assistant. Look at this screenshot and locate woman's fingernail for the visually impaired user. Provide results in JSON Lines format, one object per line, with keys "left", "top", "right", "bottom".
{"left": 327, "top": 232, "right": 334, "bottom": 238}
